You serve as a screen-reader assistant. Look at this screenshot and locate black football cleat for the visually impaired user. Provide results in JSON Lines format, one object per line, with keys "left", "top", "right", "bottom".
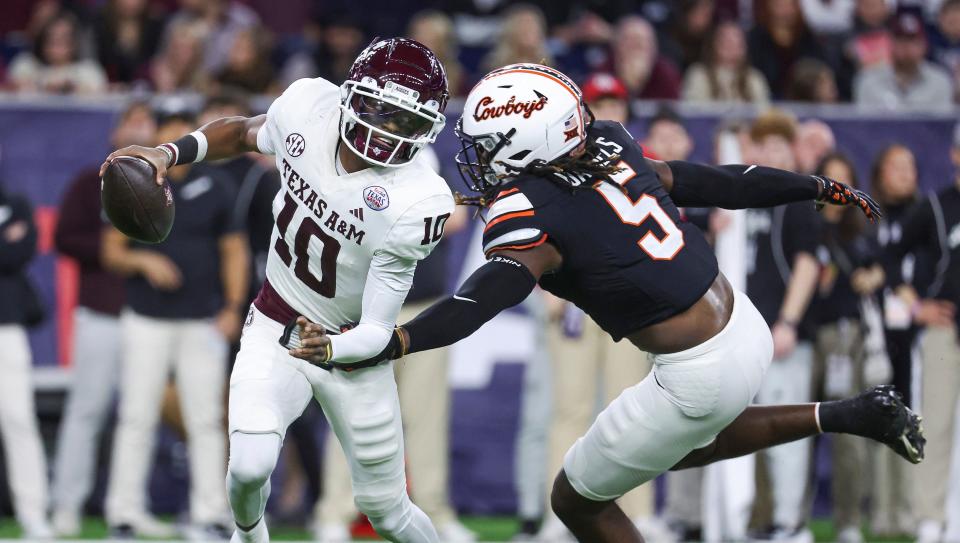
{"left": 854, "top": 385, "right": 925, "bottom": 464}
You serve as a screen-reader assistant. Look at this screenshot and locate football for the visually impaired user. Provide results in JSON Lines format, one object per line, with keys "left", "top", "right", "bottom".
{"left": 100, "top": 156, "right": 175, "bottom": 243}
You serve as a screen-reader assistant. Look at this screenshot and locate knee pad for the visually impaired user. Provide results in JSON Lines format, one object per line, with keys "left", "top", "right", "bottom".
{"left": 228, "top": 433, "right": 280, "bottom": 487}
{"left": 349, "top": 408, "right": 400, "bottom": 466}
{"left": 229, "top": 397, "right": 283, "bottom": 436}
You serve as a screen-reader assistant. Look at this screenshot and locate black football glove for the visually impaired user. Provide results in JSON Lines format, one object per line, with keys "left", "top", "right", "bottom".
{"left": 814, "top": 176, "right": 883, "bottom": 222}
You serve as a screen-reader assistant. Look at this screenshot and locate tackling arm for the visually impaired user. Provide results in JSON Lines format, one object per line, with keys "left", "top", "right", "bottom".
{"left": 375, "top": 243, "right": 560, "bottom": 363}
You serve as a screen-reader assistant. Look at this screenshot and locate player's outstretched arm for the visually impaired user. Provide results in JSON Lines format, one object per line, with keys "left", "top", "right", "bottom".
{"left": 98, "top": 115, "right": 266, "bottom": 185}
{"left": 314, "top": 243, "right": 563, "bottom": 367}
{"left": 396, "top": 243, "right": 561, "bottom": 358}
{"left": 647, "top": 158, "right": 882, "bottom": 222}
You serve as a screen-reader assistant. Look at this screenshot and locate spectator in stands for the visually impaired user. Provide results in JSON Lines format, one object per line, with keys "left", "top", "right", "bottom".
{"left": 609, "top": 15, "right": 681, "bottom": 100}
{"left": 50, "top": 102, "right": 156, "bottom": 538}
{"left": 101, "top": 113, "right": 248, "bottom": 539}
{"left": 855, "top": 11, "right": 953, "bottom": 110}
{"left": 748, "top": 0, "right": 825, "bottom": 98}
{"left": 93, "top": 0, "right": 164, "bottom": 85}
{"left": 483, "top": 3, "right": 554, "bottom": 71}
{"left": 928, "top": 0, "right": 960, "bottom": 102}
{"left": 149, "top": 19, "right": 207, "bottom": 93}
{"left": 846, "top": 0, "right": 895, "bottom": 69}
{"left": 868, "top": 143, "right": 921, "bottom": 538}
{"left": 682, "top": 20, "right": 771, "bottom": 103}
{"left": 642, "top": 107, "right": 694, "bottom": 164}
{"left": 786, "top": 58, "right": 840, "bottom": 102}
{"left": 744, "top": 109, "right": 821, "bottom": 543}
{"left": 166, "top": 0, "right": 260, "bottom": 74}
{"left": 213, "top": 26, "right": 276, "bottom": 94}
{"left": 661, "top": 0, "right": 715, "bottom": 71}
{"left": 794, "top": 119, "right": 836, "bottom": 174}
{"left": 885, "top": 123, "right": 960, "bottom": 543}
{"left": 8, "top": 12, "right": 107, "bottom": 94}
{"left": 280, "top": 12, "right": 365, "bottom": 88}
{"left": 810, "top": 153, "right": 881, "bottom": 543}
{"left": 582, "top": 73, "right": 630, "bottom": 124}
{"left": 408, "top": 10, "right": 465, "bottom": 97}
{"left": 0, "top": 183, "right": 52, "bottom": 539}
{"left": 825, "top": 0, "right": 894, "bottom": 100}
{"left": 800, "top": 0, "right": 855, "bottom": 35}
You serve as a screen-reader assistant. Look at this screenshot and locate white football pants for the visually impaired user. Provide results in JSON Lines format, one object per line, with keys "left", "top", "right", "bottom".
{"left": 227, "top": 306, "right": 437, "bottom": 543}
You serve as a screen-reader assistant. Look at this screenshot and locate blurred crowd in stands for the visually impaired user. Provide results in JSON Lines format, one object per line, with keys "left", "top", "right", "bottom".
{"left": 0, "top": 0, "right": 959, "bottom": 110}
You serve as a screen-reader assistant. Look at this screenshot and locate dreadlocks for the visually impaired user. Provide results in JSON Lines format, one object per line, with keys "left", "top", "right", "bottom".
{"left": 455, "top": 134, "right": 626, "bottom": 209}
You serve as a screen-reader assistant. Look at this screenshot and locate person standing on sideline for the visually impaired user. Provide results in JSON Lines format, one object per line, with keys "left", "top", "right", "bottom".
{"left": 101, "top": 112, "right": 249, "bottom": 539}
{"left": 743, "top": 110, "right": 821, "bottom": 542}
{"left": 0, "top": 182, "right": 52, "bottom": 539}
{"left": 884, "top": 125, "right": 960, "bottom": 543}
{"left": 50, "top": 101, "right": 157, "bottom": 537}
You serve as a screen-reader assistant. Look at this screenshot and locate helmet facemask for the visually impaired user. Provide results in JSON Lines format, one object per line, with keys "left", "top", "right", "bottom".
{"left": 339, "top": 77, "right": 446, "bottom": 167}
{"left": 454, "top": 119, "right": 520, "bottom": 193}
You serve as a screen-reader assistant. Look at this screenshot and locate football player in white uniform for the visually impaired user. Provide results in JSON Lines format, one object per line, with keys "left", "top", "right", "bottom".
{"left": 100, "top": 38, "right": 455, "bottom": 543}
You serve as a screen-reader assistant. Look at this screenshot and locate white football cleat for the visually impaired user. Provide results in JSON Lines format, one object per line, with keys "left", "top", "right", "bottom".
{"left": 437, "top": 519, "right": 477, "bottom": 542}
{"left": 314, "top": 522, "right": 351, "bottom": 542}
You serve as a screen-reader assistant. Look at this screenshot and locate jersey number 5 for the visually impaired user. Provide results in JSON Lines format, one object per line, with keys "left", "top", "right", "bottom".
{"left": 595, "top": 163, "right": 685, "bottom": 260}
{"left": 274, "top": 193, "right": 341, "bottom": 297}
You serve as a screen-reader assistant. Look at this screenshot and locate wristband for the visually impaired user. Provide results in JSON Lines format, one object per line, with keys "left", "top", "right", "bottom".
{"left": 158, "top": 130, "right": 209, "bottom": 167}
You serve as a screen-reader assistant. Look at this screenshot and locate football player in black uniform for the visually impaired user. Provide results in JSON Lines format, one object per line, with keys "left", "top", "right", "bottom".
{"left": 290, "top": 64, "right": 924, "bottom": 543}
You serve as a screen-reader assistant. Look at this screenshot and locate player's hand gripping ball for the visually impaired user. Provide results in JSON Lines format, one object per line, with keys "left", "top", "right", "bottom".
{"left": 100, "top": 153, "right": 175, "bottom": 243}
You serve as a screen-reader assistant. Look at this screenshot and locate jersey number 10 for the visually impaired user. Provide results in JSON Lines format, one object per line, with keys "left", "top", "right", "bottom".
{"left": 595, "top": 162, "right": 685, "bottom": 261}
{"left": 274, "top": 193, "right": 341, "bottom": 297}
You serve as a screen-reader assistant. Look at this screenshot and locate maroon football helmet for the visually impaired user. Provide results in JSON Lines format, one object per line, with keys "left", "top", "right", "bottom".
{"left": 339, "top": 37, "right": 449, "bottom": 167}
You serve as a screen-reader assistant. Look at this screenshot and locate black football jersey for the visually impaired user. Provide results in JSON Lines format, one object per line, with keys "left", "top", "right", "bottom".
{"left": 481, "top": 120, "right": 719, "bottom": 341}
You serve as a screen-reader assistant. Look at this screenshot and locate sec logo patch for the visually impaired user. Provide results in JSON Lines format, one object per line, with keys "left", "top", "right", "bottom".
{"left": 285, "top": 133, "right": 305, "bottom": 157}
{"left": 363, "top": 186, "right": 390, "bottom": 211}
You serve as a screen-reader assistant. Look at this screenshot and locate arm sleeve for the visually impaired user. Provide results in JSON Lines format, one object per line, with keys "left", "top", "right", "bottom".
{"left": 328, "top": 192, "right": 454, "bottom": 363}
{"left": 666, "top": 161, "right": 819, "bottom": 209}
{"left": 327, "top": 251, "right": 416, "bottom": 363}
{"left": 404, "top": 254, "right": 539, "bottom": 354}
{"left": 0, "top": 198, "right": 37, "bottom": 273}
{"left": 481, "top": 189, "right": 549, "bottom": 256}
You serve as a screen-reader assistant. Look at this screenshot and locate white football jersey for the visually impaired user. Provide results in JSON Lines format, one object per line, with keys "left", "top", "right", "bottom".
{"left": 256, "top": 78, "right": 454, "bottom": 330}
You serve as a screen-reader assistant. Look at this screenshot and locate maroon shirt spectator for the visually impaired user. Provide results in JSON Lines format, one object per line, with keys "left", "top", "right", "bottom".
{"left": 54, "top": 103, "right": 156, "bottom": 314}
{"left": 607, "top": 15, "right": 681, "bottom": 100}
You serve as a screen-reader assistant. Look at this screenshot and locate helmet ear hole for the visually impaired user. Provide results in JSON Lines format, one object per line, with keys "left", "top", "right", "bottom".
{"left": 508, "top": 150, "right": 531, "bottom": 161}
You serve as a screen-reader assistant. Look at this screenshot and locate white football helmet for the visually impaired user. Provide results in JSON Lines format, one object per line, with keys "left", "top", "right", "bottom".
{"left": 456, "top": 63, "right": 588, "bottom": 191}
